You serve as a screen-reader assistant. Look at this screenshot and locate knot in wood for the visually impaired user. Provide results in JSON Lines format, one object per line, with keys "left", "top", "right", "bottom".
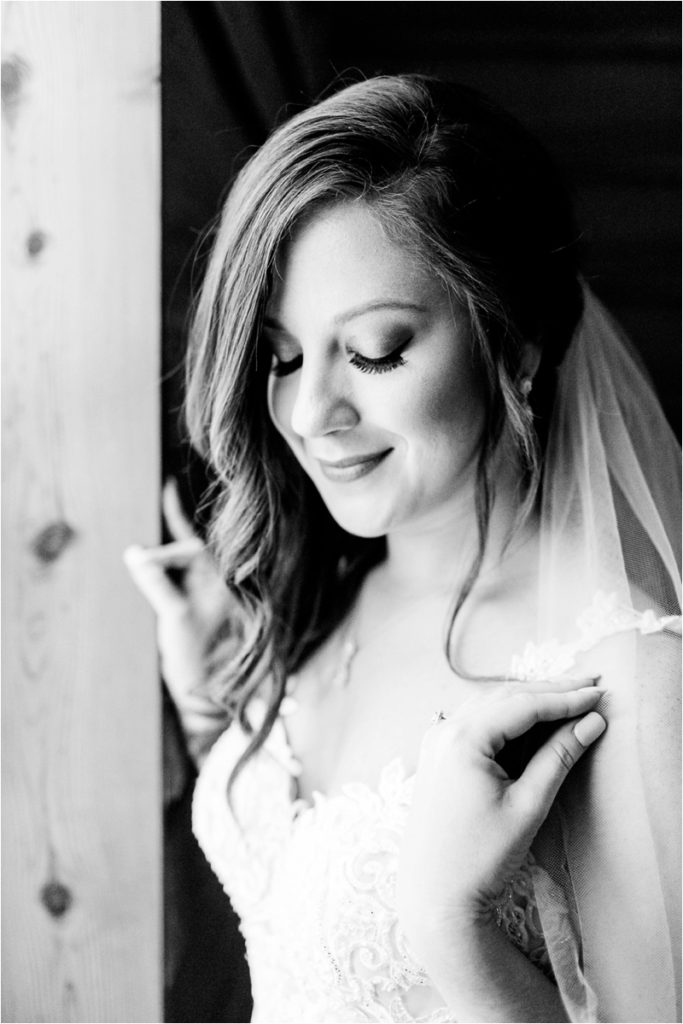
{"left": 27, "top": 231, "right": 47, "bottom": 257}
{"left": 32, "top": 521, "right": 77, "bottom": 563}
{"left": 40, "top": 880, "right": 73, "bottom": 918}
{"left": 1, "top": 55, "right": 30, "bottom": 107}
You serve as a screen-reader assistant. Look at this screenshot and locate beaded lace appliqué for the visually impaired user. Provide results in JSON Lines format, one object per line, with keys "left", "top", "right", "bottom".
{"left": 194, "top": 730, "right": 554, "bottom": 1023}
{"left": 193, "top": 591, "right": 680, "bottom": 1023}
{"left": 509, "top": 590, "right": 680, "bottom": 682}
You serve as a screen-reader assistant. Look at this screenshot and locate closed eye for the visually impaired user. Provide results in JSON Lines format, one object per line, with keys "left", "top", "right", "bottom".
{"left": 348, "top": 349, "right": 406, "bottom": 374}
{"left": 268, "top": 338, "right": 411, "bottom": 377}
{"left": 348, "top": 334, "right": 411, "bottom": 374}
{"left": 270, "top": 353, "right": 303, "bottom": 377}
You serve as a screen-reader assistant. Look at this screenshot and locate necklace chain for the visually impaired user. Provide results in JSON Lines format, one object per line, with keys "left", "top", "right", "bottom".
{"left": 330, "top": 636, "right": 359, "bottom": 689}
{"left": 328, "top": 582, "right": 454, "bottom": 691}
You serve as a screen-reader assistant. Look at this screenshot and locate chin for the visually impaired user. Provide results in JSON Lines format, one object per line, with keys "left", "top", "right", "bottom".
{"left": 339, "top": 521, "right": 392, "bottom": 540}
{"left": 322, "top": 500, "right": 398, "bottom": 540}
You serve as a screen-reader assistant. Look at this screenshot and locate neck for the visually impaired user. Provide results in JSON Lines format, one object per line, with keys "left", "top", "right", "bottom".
{"left": 381, "top": 464, "right": 524, "bottom": 602}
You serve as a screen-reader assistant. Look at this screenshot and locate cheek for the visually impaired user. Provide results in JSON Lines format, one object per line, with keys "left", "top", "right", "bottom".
{"left": 406, "top": 364, "right": 486, "bottom": 448}
{"left": 267, "top": 377, "right": 296, "bottom": 441}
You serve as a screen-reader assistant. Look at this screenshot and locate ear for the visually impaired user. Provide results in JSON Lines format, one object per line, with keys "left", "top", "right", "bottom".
{"left": 520, "top": 342, "right": 542, "bottom": 382}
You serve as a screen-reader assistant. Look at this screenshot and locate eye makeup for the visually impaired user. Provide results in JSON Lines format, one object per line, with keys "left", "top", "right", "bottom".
{"left": 269, "top": 344, "right": 408, "bottom": 378}
{"left": 270, "top": 353, "right": 303, "bottom": 377}
{"left": 348, "top": 349, "right": 407, "bottom": 374}
{"left": 265, "top": 319, "right": 413, "bottom": 378}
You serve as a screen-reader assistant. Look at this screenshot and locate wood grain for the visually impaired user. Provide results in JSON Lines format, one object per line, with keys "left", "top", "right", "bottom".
{"left": 2, "top": 2, "right": 162, "bottom": 1020}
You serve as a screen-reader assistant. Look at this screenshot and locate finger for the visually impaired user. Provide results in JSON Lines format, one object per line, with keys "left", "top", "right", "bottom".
{"left": 513, "top": 711, "right": 607, "bottom": 821}
{"left": 123, "top": 545, "right": 189, "bottom": 616}
{"left": 492, "top": 676, "right": 601, "bottom": 699}
{"left": 474, "top": 686, "right": 605, "bottom": 752}
{"left": 162, "top": 478, "right": 198, "bottom": 542}
{"left": 126, "top": 537, "right": 204, "bottom": 570}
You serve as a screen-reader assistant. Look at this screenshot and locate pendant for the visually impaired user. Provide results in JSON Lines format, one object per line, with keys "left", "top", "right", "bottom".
{"left": 330, "top": 637, "right": 359, "bottom": 689}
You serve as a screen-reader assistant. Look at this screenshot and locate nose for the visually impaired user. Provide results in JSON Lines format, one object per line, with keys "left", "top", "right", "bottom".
{"left": 289, "top": 357, "right": 359, "bottom": 439}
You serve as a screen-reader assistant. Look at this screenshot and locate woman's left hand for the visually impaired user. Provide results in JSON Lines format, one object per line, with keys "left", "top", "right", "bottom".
{"left": 396, "top": 678, "right": 606, "bottom": 959}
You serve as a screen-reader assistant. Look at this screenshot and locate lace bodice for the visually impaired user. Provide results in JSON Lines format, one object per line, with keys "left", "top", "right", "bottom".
{"left": 192, "top": 593, "right": 680, "bottom": 1023}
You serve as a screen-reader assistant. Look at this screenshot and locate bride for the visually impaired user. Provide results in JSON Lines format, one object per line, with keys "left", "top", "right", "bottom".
{"left": 125, "top": 76, "right": 681, "bottom": 1022}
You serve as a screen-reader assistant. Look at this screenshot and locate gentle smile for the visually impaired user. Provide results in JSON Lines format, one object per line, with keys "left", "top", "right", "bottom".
{"left": 316, "top": 449, "right": 393, "bottom": 482}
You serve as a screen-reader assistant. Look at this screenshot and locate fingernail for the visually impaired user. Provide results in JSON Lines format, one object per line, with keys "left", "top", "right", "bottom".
{"left": 573, "top": 711, "right": 607, "bottom": 747}
{"left": 578, "top": 686, "right": 606, "bottom": 696}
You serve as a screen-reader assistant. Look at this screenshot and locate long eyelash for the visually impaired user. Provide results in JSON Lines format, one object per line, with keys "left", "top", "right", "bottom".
{"left": 270, "top": 354, "right": 303, "bottom": 377}
{"left": 269, "top": 348, "right": 407, "bottom": 378}
{"left": 349, "top": 351, "right": 406, "bottom": 375}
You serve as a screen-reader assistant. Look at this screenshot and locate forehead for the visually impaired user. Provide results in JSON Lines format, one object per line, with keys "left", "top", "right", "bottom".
{"left": 267, "top": 202, "right": 449, "bottom": 324}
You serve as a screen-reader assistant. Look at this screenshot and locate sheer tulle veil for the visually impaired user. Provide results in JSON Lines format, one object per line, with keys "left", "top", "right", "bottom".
{"left": 529, "top": 283, "right": 681, "bottom": 1022}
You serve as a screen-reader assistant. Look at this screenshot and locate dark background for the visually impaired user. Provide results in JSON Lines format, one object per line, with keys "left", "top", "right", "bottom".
{"left": 161, "top": 4, "right": 680, "bottom": 1021}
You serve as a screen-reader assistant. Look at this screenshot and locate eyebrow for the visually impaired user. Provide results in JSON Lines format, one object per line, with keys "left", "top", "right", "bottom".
{"left": 263, "top": 300, "right": 427, "bottom": 333}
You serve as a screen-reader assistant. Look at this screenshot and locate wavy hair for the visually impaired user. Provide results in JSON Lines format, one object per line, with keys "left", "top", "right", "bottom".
{"left": 185, "top": 75, "right": 583, "bottom": 788}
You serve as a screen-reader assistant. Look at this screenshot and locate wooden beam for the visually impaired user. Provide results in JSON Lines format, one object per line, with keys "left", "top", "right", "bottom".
{"left": 2, "top": 2, "right": 162, "bottom": 1020}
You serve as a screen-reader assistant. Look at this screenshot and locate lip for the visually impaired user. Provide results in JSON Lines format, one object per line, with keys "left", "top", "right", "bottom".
{"left": 315, "top": 449, "right": 392, "bottom": 482}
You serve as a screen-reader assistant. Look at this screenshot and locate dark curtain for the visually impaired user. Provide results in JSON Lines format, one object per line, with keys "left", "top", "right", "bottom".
{"left": 161, "top": 5, "right": 680, "bottom": 1021}
{"left": 162, "top": 13, "right": 334, "bottom": 1019}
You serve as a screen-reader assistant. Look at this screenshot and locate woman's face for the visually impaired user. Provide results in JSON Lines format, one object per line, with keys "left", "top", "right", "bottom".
{"left": 266, "top": 202, "right": 487, "bottom": 539}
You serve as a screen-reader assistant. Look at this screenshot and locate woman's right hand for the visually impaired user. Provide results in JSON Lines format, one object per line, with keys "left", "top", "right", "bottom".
{"left": 124, "top": 479, "right": 234, "bottom": 734}
{"left": 396, "top": 676, "right": 605, "bottom": 966}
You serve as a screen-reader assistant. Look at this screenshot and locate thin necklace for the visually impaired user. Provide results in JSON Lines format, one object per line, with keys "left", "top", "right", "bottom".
{"left": 330, "top": 629, "right": 359, "bottom": 689}
{"left": 328, "top": 581, "right": 454, "bottom": 691}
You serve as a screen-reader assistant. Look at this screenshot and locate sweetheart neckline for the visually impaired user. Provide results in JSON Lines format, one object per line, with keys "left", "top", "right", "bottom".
{"left": 264, "top": 591, "right": 680, "bottom": 811}
{"left": 284, "top": 750, "right": 417, "bottom": 819}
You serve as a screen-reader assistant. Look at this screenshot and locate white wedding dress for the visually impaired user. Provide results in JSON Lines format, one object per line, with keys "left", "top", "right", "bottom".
{"left": 192, "top": 592, "right": 679, "bottom": 1024}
